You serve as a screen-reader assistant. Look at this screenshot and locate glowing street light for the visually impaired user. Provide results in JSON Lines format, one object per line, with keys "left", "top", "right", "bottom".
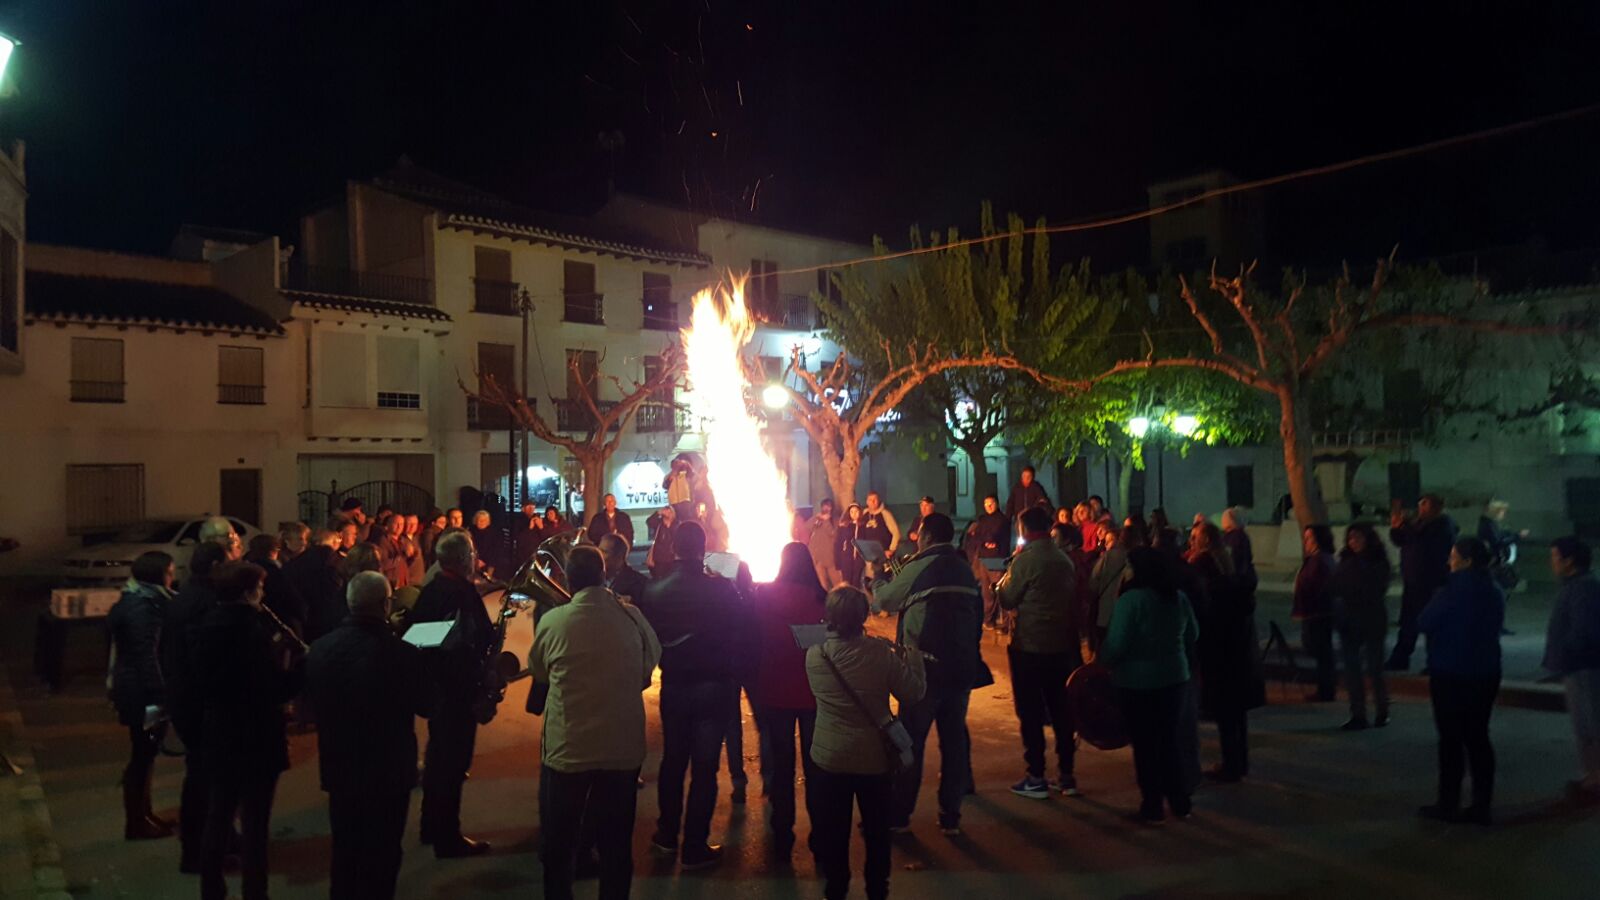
{"left": 1172, "top": 414, "right": 1199, "bottom": 437}
{"left": 1127, "top": 416, "right": 1151, "bottom": 439}
{"left": 0, "top": 33, "right": 18, "bottom": 90}
{"left": 762, "top": 383, "right": 789, "bottom": 409}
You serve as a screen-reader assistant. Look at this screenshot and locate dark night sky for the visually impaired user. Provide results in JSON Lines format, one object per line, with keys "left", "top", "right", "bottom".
{"left": 1, "top": 0, "right": 1598, "bottom": 267}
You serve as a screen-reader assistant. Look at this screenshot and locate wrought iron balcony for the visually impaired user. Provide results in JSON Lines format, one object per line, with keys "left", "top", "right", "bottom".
{"left": 467, "top": 395, "right": 514, "bottom": 431}
{"left": 71, "top": 380, "right": 125, "bottom": 403}
{"left": 472, "top": 278, "right": 522, "bottom": 316}
{"left": 556, "top": 397, "right": 617, "bottom": 431}
{"left": 636, "top": 400, "right": 691, "bottom": 433}
{"left": 563, "top": 292, "right": 605, "bottom": 325}
{"left": 641, "top": 297, "right": 678, "bottom": 331}
{"left": 218, "top": 383, "right": 265, "bottom": 405}
{"left": 284, "top": 263, "right": 434, "bottom": 306}
{"left": 752, "top": 293, "right": 817, "bottom": 331}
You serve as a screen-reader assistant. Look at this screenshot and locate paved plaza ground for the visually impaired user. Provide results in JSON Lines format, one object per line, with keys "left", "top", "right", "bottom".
{"left": 3, "top": 577, "right": 1598, "bottom": 900}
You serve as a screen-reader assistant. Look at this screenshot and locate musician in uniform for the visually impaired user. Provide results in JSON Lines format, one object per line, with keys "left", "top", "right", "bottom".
{"left": 305, "top": 572, "right": 433, "bottom": 900}
{"left": 868, "top": 513, "right": 985, "bottom": 835}
{"left": 409, "top": 531, "right": 494, "bottom": 858}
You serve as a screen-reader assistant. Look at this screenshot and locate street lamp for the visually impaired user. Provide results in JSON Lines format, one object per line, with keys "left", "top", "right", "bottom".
{"left": 1127, "top": 416, "right": 1150, "bottom": 439}
{"left": 0, "top": 33, "right": 17, "bottom": 90}
{"left": 1172, "top": 414, "right": 1199, "bottom": 437}
{"left": 1124, "top": 411, "right": 1199, "bottom": 510}
{"left": 762, "top": 384, "right": 789, "bottom": 410}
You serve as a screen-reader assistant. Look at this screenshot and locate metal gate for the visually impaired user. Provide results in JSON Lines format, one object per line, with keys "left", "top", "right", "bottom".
{"left": 298, "top": 481, "right": 435, "bottom": 527}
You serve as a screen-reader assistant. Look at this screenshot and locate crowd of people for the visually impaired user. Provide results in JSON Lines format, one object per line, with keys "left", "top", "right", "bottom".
{"left": 97, "top": 470, "right": 1600, "bottom": 900}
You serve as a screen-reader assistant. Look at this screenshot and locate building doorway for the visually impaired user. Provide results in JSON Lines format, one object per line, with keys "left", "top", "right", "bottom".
{"left": 220, "top": 468, "right": 262, "bottom": 528}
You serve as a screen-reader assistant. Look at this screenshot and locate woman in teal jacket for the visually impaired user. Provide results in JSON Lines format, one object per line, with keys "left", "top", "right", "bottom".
{"left": 1099, "top": 547, "right": 1200, "bottom": 823}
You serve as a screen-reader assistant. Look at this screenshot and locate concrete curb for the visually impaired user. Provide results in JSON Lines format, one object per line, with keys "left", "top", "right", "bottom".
{"left": 1259, "top": 661, "right": 1566, "bottom": 713}
{"left": 0, "top": 652, "right": 72, "bottom": 900}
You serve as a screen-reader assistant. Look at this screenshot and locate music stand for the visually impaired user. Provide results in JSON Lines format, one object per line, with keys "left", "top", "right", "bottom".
{"left": 1261, "top": 620, "right": 1304, "bottom": 701}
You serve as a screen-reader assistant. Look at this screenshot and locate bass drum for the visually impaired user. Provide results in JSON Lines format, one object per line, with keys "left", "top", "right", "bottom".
{"left": 1066, "top": 662, "right": 1128, "bottom": 751}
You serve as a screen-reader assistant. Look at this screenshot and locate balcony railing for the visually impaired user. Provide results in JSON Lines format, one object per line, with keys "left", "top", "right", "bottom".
{"left": 636, "top": 400, "right": 691, "bottom": 433}
{"left": 556, "top": 397, "right": 616, "bottom": 431}
{"left": 472, "top": 278, "right": 522, "bottom": 316}
{"left": 71, "top": 380, "right": 125, "bottom": 403}
{"left": 641, "top": 298, "right": 677, "bottom": 331}
{"left": 751, "top": 293, "right": 817, "bottom": 331}
{"left": 218, "top": 383, "right": 265, "bottom": 405}
{"left": 563, "top": 292, "right": 605, "bottom": 325}
{"left": 1312, "top": 428, "right": 1423, "bottom": 450}
{"left": 467, "top": 395, "right": 513, "bottom": 431}
{"left": 284, "top": 263, "right": 433, "bottom": 305}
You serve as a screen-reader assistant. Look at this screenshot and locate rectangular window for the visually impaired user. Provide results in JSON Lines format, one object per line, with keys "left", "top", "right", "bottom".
{"left": 375, "top": 336, "right": 421, "bottom": 410}
{"left": 66, "top": 463, "right": 144, "bottom": 535}
{"left": 318, "top": 332, "right": 368, "bottom": 408}
{"left": 474, "top": 342, "right": 515, "bottom": 430}
{"left": 1566, "top": 477, "right": 1600, "bottom": 540}
{"left": 472, "top": 246, "right": 518, "bottom": 315}
{"left": 642, "top": 273, "right": 675, "bottom": 329}
{"left": 563, "top": 260, "right": 602, "bottom": 324}
{"left": 217, "top": 345, "right": 265, "bottom": 404}
{"left": 750, "top": 259, "right": 779, "bottom": 318}
{"left": 0, "top": 230, "right": 17, "bottom": 353}
{"left": 1225, "top": 465, "right": 1255, "bottom": 509}
{"left": 70, "top": 337, "right": 125, "bottom": 402}
{"left": 1383, "top": 368, "right": 1425, "bottom": 424}
{"left": 1388, "top": 461, "right": 1422, "bottom": 508}
{"left": 816, "top": 268, "right": 842, "bottom": 304}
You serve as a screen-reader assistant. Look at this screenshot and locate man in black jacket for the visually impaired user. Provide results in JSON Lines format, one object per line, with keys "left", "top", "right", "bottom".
{"left": 306, "top": 572, "right": 433, "bottom": 900}
{"left": 193, "top": 562, "right": 303, "bottom": 900}
{"left": 587, "top": 493, "right": 636, "bottom": 547}
{"left": 161, "top": 540, "right": 230, "bottom": 872}
{"left": 598, "top": 533, "right": 649, "bottom": 603}
{"left": 1004, "top": 465, "right": 1053, "bottom": 521}
{"left": 967, "top": 494, "right": 1012, "bottom": 629}
{"left": 284, "top": 529, "right": 346, "bottom": 644}
{"left": 1388, "top": 494, "right": 1459, "bottom": 671}
{"left": 870, "top": 514, "right": 985, "bottom": 834}
{"left": 409, "top": 530, "right": 494, "bottom": 858}
{"left": 635, "top": 522, "right": 754, "bottom": 869}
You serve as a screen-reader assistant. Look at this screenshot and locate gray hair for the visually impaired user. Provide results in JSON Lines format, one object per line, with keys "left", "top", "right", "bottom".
{"left": 346, "top": 571, "right": 392, "bottom": 615}
{"left": 199, "top": 516, "right": 234, "bottom": 545}
{"left": 1221, "top": 507, "right": 1246, "bottom": 531}
{"left": 435, "top": 530, "right": 476, "bottom": 572}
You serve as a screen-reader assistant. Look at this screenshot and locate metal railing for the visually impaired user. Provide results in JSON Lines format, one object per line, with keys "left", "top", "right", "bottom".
{"left": 556, "top": 397, "right": 616, "bottom": 431}
{"left": 467, "top": 395, "right": 513, "bottom": 431}
{"left": 751, "top": 293, "right": 817, "bottom": 330}
{"left": 1312, "top": 428, "right": 1422, "bottom": 449}
{"left": 636, "top": 400, "right": 690, "bottom": 433}
{"left": 641, "top": 298, "right": 677, "bottom": 330}
{"left": 563, "top": 291, "right": 605, "bottom": 325}
{"left": 283, "top": 263, "right": 434, "bottom": 305}
{"left": 472, "top": 278, "right": 522, "bottom": 315}
{"left": 218, "top": 383, "right": 265, "bottom": 405}
{"left": 71, "top": 380, "right": 125, "bottom": 403}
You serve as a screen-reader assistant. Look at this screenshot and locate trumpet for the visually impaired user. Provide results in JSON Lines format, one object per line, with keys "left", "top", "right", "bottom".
{"left": 257, "top": 602, "right": 309, "bottom": 653}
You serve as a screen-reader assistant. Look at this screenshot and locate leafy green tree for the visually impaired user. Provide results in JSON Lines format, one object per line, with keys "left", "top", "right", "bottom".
{"left": 782, "top": 206, "right": 1117, "bottom": 507}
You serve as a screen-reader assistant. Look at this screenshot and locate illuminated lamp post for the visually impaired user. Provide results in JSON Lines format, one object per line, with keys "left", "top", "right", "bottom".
{"left": 1125, "top": 411, "right": 1199, "bottom": 509}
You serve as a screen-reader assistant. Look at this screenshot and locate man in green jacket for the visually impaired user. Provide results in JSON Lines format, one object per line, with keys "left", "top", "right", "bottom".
{"left": 870, "top": 514, "right": 984, "bottom": 835}
{"left": 998, "top": 507, "right": 1083, "bottom": 799}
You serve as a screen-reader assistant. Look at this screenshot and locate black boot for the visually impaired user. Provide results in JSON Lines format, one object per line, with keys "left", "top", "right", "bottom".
{"left": 124, "top": 779, "right": 172, "bottom": 840}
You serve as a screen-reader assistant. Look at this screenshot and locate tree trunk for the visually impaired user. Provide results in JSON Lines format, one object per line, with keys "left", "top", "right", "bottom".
{"left": 821, "top": 445, "right": 862, "bottom": 512}
{"left": 580, "top": 452, "right": 607, "bottom": 531}
{"left": 1117, "top": 453, "right": 1134, "bottom": 518}
{"left": 953, "top": 434, "right": 998, "bottom": 509}
{"left": 1277, "top": 385, "right": 1328, "bottom": 529}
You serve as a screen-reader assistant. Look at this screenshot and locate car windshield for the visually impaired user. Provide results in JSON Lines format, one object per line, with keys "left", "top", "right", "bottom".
{"left": 111, "top": 521, "right": 187, "bottom": 544}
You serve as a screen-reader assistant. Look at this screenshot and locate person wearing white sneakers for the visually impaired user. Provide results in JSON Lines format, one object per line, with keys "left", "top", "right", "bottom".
{"left": 998, "top": 507, "right": 1084, "bottom": 799}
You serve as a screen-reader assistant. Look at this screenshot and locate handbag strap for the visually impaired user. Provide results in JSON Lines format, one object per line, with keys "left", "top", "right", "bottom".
{"left": 819, "top": 644, "right": 886, "bottom": 728}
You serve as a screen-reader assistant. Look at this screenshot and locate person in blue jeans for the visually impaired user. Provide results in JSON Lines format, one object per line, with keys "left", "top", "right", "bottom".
{"left": 636, "top": 523, "right": 756, "bottom": 869}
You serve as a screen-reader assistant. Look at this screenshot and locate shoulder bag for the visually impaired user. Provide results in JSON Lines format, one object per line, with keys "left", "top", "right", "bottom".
{"left": 818, "top": 645, "right": 915, "bottom": 775}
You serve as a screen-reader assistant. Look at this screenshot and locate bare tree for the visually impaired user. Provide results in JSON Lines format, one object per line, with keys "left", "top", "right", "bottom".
{"left": 473, "top": 342, "right": 686, "bottom": 519}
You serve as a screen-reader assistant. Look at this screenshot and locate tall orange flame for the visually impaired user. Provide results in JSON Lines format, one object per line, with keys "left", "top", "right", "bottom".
{"left": 683, "top": 278, "right": 793, "bottom": 581}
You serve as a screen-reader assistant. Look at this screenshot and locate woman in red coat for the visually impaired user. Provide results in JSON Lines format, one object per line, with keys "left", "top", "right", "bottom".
{"left": 749, "top": 542, "right": 828, "bottom": 856}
